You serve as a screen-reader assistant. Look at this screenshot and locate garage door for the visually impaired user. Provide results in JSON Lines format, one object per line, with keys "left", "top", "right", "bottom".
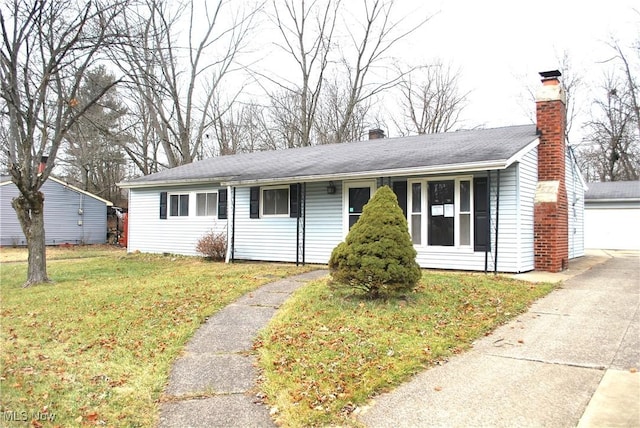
{"left": 584, "top": 206, "right": 640, "bottom": 250}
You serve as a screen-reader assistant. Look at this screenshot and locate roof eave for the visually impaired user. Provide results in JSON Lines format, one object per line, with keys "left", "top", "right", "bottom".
{"left": 504, "top": 137, "right": 540, "bottom": 167}
{"left": 3, "top": 176, "right": 114, "bottom": 206}
{"left": 118, "top": 177, "right": 228, "bottom": 189}
{"left": 223, "top": 160, "right": 510, "bottom": 186}
{"left": 48, "top": 177, "right": 114, "bottom": 206}
{"left": 585, "top": 197, "right": 640, "bottom": 203}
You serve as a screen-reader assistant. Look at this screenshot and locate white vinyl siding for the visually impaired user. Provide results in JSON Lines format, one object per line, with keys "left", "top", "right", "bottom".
{"left": 304, "top": 182, "right": 344, "bottom": 263}
{"left": 233, "top": 182, "right": 343, "bottom": 264}
{"left": 513, "top": 147, "right": 537, "bottom": 272}
{"left": 566, "top": 148, "right": 585, "bottom": 258}
{"left": 127, "top": 184, "right": 227, "bottom": 256}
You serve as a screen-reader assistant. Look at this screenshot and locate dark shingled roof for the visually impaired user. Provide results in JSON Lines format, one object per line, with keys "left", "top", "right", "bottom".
{"left": 586, "top": 181, "right": 640, "bottom": 201}
{"left": 121, "top": 124, "right": 539, "bottom": 187}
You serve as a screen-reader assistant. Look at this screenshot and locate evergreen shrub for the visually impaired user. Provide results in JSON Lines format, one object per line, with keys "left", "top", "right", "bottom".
{"left": 328, "top": 185, "right": 421, "bottom": 297}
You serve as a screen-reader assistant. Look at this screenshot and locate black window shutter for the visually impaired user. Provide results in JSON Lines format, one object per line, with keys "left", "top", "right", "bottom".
{"left": 249, "top": 187, "right": 260, "bottom": 218}
{"left": 289, "top": 184, "right": 300, "bottom": 218}
{"left": 218, "top": 189, "right": 228, "bottom": 219}
{"left": 474, "top": 177, "right": 489, "bottom": 251}
{"left": 392, "top": 181, "right": 408, "bottom": 218}
{"left": 159, "top": 192, "right": 167, "bottom": 219}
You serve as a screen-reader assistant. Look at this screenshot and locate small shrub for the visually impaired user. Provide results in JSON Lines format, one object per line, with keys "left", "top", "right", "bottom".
{"left": 195, "top": 230, "right": 227, "bottom": 261}
{"left": 328, "top": 185, "right": 421, "bottom": 298}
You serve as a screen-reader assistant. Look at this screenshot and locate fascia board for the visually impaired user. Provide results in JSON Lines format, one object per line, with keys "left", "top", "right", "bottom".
{"left": 505, "top": 137, "right": 540, "bottom": 167}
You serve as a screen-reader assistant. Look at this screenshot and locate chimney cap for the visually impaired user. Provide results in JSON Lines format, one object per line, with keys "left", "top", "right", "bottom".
{"left": 539, "top": 70, "right": 561, "bottom": 79}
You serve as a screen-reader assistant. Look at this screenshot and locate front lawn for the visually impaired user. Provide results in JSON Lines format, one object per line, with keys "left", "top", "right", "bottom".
{"left": 1, "top": 246, "right": 555, "bottom": 427}
{"left": 256, "top": 273, "right": 555, "bottom": 427}
{"left": 0, "top": 246, "right": 314, "bottom": 426}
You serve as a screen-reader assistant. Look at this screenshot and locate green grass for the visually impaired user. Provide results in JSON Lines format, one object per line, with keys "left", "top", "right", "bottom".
{"left": 256, "top": 273, "right": 555, "bottom": 427}
{"left": 0, "top": 246, "right": 314, "bottom": 427}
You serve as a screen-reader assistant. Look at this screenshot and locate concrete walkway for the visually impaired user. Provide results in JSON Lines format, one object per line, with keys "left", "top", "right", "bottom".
{"left": 358, "top": 250, "right": 640, "bottom": 427}
{"left": 157, "top": 270, "right": 328, "bottom": 428}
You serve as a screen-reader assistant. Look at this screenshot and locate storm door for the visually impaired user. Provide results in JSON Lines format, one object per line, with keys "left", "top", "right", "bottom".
{"left": 428, "top": 180, "right": 455, "bottom": 246}
{"left": 348, "top": 187, "right": 370, "bottom": 228}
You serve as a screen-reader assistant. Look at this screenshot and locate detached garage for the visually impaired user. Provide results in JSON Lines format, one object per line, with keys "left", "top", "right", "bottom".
{"left": 584, "top": 181, "right": 640, "bottom": 250}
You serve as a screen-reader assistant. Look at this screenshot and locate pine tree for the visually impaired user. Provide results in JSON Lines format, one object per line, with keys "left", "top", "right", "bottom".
{"left": 329, "top": 186, "right": 421, "bottom": 297}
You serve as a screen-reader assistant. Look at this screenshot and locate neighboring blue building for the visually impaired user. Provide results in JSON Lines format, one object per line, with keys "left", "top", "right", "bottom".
{"left": 0, "top": 176, "right": 113, "bottom": 246}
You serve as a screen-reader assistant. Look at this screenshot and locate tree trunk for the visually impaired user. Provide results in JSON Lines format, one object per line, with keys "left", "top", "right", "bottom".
{"left": 11, "top": 191, "right": 50, "bottom": 287}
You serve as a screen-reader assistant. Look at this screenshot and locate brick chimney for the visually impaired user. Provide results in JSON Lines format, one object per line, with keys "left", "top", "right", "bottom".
{"left": 368, "top": 128, "right": 385, "bottom": 140}
{"left": 534, "top": 70, "right": 568, "bottom": 272}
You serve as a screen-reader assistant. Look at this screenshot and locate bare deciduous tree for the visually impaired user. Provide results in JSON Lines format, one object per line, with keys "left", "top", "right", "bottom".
{"left": 116, "top": 0, "right": 259, "bottom": 169}
{"left": 331, "top": 0, "right": 429, "bottom": 142}
{"left": 580, "top": 73, "right": 640, "bottom": 181}
{"left": 267, "top": 0, "right": 429, "bottom": 147}
{"left": 394, "top": 61, "right": 467, "bottom": 135}
{"left": 0, "top": 0, "right": 128, "bottom": 286}
{"left": 314, "top": 77, "right": 370, "bottom": 144}
{"left": 577, "top": 32, "right": 640, "bottom": 182}
{"left": 267, "top": 0, "right": 339, "bottom": 147}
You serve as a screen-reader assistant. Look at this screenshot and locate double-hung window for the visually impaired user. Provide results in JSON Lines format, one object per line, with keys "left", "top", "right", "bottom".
{"left": 196, "top": 192, "right": 217, "bottom": 216}
{"left": 169, "top": 194, "right": 189, "bottom": 217}
{"left": 262, "top": 186, "right": 289, "bottom": 216}
{"left": 408, "top": 177, "right": 474, "bottom": 248}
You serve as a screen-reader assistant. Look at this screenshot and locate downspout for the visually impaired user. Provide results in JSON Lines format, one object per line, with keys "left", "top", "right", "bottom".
{"left": 225, "top": 185, "right": 232, "bottom": 263}
{"left": 494, "top": 170, "right": 501, "bottom": 274}
{"left": 302, "top": 182, "right": 307, "bottom": 265}
{"left": 296, "top": 183, "right": 301, "bottom": 266}
{"left": 231, "top": 187, "right": 236, "bottom": 262}
{"left": 484, "top": 171, "right": 491, "bottom": 274}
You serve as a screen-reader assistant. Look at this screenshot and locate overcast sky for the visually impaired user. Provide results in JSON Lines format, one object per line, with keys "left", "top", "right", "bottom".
{"left": 405, "top": 0, "right": 639, "bottom": 135}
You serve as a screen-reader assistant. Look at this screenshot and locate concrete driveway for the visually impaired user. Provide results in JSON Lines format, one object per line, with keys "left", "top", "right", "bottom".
{"left": 358, "top": 250, "right": 640, "bottom": 427}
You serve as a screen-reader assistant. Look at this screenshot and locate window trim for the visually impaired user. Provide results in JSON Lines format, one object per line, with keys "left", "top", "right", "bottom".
{"left": 168, "top": 193, "right": 190, "bottom": 217}
{"left": 408, "top": 175, "right": 475, "bottom": 251}
{"left": 261, "top": 185, "right": 290, "bottom": 217}
{"left": 195, "top": 191, "right": 218, "bottom": 217}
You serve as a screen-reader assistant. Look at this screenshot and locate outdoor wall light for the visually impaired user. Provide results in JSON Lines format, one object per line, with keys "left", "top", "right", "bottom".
{"left": 326, "top": 181, "right": 336, "bottom": 194}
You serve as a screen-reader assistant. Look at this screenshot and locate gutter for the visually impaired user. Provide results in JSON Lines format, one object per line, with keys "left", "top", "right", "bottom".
{"left": 222, "top": 160, "right": 512, "bottom": 187}
{"left": 585, "top": 198, "right": 640, "bottom": 203}
{"left": 117, "top": 177, "right": 233, "bottom": 189}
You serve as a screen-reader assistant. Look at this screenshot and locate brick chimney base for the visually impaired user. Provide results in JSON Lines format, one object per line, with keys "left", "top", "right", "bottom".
{"left": 533, "top": 181, "right": 568, "bottom": 272}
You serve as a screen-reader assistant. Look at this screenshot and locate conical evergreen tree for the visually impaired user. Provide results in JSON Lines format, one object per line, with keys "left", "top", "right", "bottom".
{"left": 329, "top": 185, "right": 421, "bottom": 297}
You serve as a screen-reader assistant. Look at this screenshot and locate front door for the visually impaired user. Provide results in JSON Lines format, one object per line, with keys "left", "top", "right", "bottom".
{"left": 428, "top": 180, "right": 455, "bottom": 246}
{"left": 344, "top": 181, "right": 376, "bottom": 235}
